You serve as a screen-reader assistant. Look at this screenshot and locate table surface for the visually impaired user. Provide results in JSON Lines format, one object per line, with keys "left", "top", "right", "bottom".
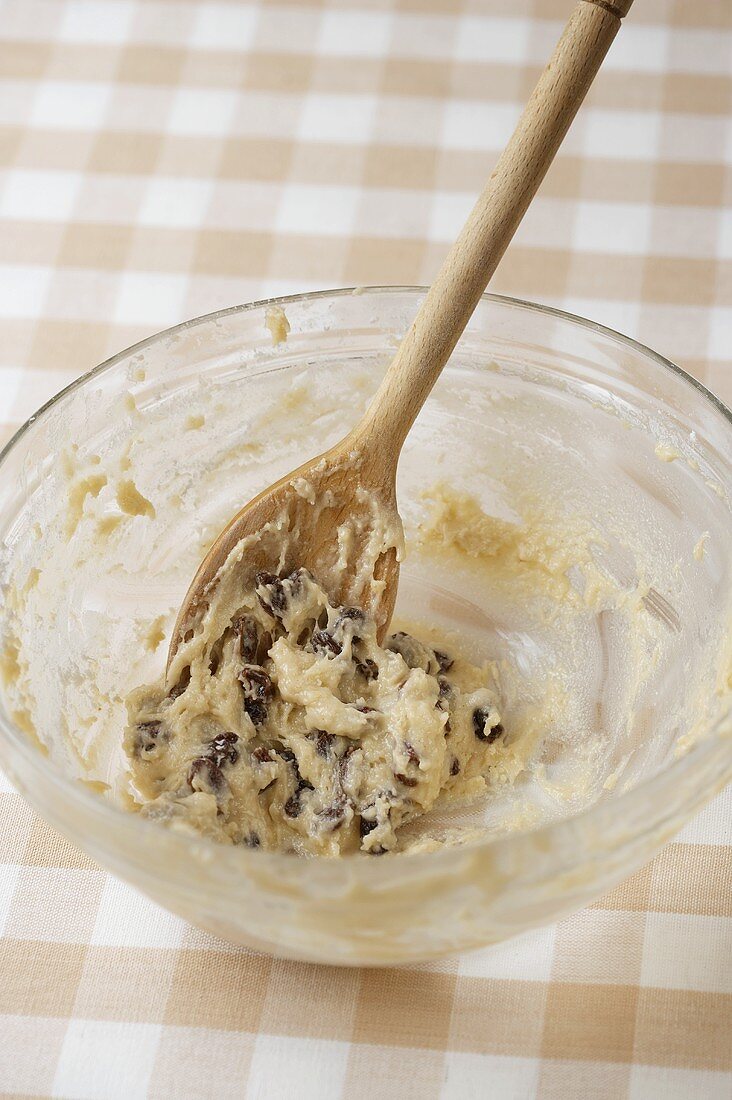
{"left": 0, "top": 1, "right": 730, "bottom": 1097}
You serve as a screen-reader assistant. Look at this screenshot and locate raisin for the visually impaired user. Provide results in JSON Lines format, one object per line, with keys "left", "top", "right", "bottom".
{"left": 188, "top": 756, "right": 224, "bottom": 792}
{"left": 404, "top": 741, "right": 420, "bottom": 765}
{"left": 257, "top": 630, "right": 272, "bottom": 664}
{"left": 386, "top": 631, "right": 432, "bottom": 672}
{"left": 137, "top": 719, "right": 162, "bottom": 736}
{"left": 359, "top": 816, "right": 377, "bottom": 838}
{"left": 255, "top": 571, "right": 287, "bottom": 619}
{"left": 286, "top": 567, "right": 309, "bottom": 592}
{"left": 308, "top": 730, "right": 335, "bottom": 757}
{"left": 387, "top": 631, "right": 415, "bottom": 662}
{"left": 355, "top": 658, "right": 379, "bottom": 681}
{"left": 208, "top": 731, "right": 239, "bottom": 767}
{"left": 311, "top": 629, "right": 342, "bottom": 656}
{"left": 355, "top": 704, "right": 378, "bottom": 714}
{"left": 438, "top": 678, "right": 452, "bottom": 699}
{"left": 243, "top": 832, "right": 260, "bottom": 848}
{"left": 233, "top": 615, "right": 259, "bottom": 663}
{"left": 252, "top": 746, "right": 274, "bottom": 764}
{"left": 338, "top": 606, "right": 365, "bottom": 623}
{"left": 473, "top": 709, "right": 504, "bottom": 743}
{"left": 338, "top": 743, "right": 358, "bottom": 784}
{"left": 283, "top": 771, "right": 313, "bottom": 819}
{"left": 434, "top": 650, "right": 453, "bottom": 673}
{"left": 134, "top": 720, "right": 164, "bottom": 756}
{"left": 239, "top": 665, "right": 274, "bottom": 700}
{"left": 208, "top": 636, "right": 225, "bottom": 676}
{"left": 284, "top": 748, "right": 313, "bottom": 794}
{"left": 318, "top": 798, "right": 347, "bottom": 829}
{"left": 394, "top": 772, "right": 418, "bottom": 788}
{"left": 336, "top": 606, "right": 365, "bottom": 641}
{"left": 450, "top": 757, "right": 460, "bottom": 776}
{"left": 256, "top": 568, "right": 281, "bottom": 589}
{"left": 168, "top": 666, "right": 190, "bottom": 700}
{"left": 244, "top": 698, "right": 268, "bottom": 726}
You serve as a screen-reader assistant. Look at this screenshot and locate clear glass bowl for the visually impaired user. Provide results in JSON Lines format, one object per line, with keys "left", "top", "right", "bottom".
{"left": 0, "top": 289, "right": 730, "bottom": 965}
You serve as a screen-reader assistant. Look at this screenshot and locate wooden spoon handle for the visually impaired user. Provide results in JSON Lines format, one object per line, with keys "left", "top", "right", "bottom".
{"left": 352, "top": 0, "right": 633, "bottom": 465}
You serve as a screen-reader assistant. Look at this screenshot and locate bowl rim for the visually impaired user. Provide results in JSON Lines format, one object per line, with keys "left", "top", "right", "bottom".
{"left": 2, "top": 288, "right": 731, "bottom": 474}
{"left": 1, "top": 287, "right": 730, "bottom": 883}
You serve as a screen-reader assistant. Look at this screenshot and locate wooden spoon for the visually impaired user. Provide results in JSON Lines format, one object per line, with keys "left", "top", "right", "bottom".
{"left": 168, "top": 0, "right": 633, "bottom": 669}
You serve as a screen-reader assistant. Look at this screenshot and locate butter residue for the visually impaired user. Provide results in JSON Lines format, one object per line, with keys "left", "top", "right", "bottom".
{"left": 693, "top": 531, "right": 710, "bottom": 561}
{"left": 143, "top": 615, "right": 167, "bottom": 652}
{"left": 655, "top": 442, "right": 680, "bottom": 463}
{"left": 0, "top": 636, "right": 46, "bottom": 756}
{"left": 0, "top": 637, "right": 21, "bottom": 690}
{"left": 116, "top": 479, "right": 155, "bottom": 519}
{"left": 97, "top": 515, "right": 123, "bottom": 537}
{"left": 66, "top": 474, "right": 108, "bottom": 537}
{"left": 417, "top": 484, "right": 605, "bottom": 608}
{"left": 22, "top": 567, "right": 40, "bottom": 594}
{"left": 265, "top": 305, "right": 290, "bottom": 345}
{"left": 185, "top": 413, "right": 205, "bottom": 431}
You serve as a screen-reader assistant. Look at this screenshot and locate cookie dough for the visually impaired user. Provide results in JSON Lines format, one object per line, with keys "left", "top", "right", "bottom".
{"left": 125, "top": 568, "right": 504, "bottom": 856}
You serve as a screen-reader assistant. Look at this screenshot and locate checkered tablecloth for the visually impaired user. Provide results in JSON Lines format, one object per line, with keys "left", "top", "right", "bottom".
{"left": 1, "top": 1, "right": 730, "bottom": 1097}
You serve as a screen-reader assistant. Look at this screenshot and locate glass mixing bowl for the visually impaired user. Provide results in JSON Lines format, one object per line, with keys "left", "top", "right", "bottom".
{"left": 0, "top": 289, "right": 730, "bottom": 965}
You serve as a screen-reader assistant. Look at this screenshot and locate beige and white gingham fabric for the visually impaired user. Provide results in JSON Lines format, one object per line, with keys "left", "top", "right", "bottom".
{"left": 0, "top": 1, "right": 730, "bottom": 1096}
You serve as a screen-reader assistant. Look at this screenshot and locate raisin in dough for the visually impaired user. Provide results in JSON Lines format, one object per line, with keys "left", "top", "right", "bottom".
{"left": 125, "top": 570, "right": 504, "bottom": 856}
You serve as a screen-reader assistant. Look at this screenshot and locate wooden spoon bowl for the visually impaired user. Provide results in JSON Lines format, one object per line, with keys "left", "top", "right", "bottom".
{"left": 168, "top": 432, "right": 401, "bottom": 667}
